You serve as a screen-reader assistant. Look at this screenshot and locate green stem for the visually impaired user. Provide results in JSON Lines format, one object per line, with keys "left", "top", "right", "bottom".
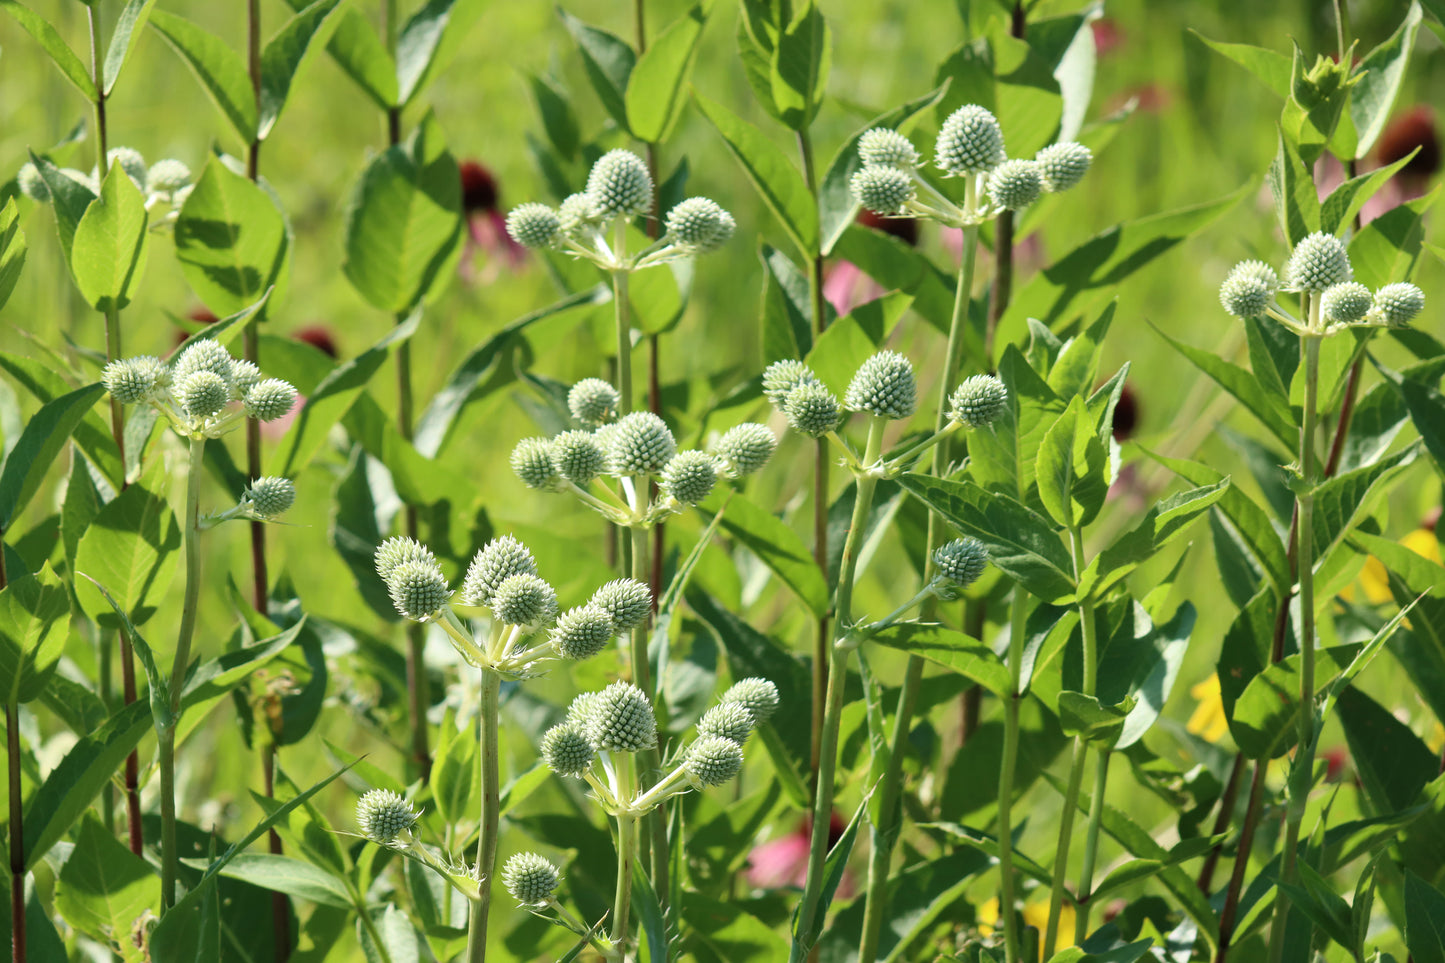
{"left": 627, "top": 522, "right": 668, "bottom": 900}
{"left": 467, "top": 671, "right": 501, "bottom": 963}
{"left": 1074, "top": 750, "right": 1111, "bottom": 944}
{"left": 614, "top": 268, "right": 633, "bottom": 415}
{"left": 610, "top": 753, "right": 639, "bottom": 958}
{"left": 997, "top": 587, "right": 1029, "bottom": 963}
{"left": 8, "top": 699, "right": 26, "bottom": 963}
{"left": 357, "top": 898, "right": 395, "bottom": 963}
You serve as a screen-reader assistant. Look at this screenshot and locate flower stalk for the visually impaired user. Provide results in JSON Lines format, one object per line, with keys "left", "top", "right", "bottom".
{"left": 1074, "top": 749, "right": 1112, "bottom": 942}
{"left": 467, "top": 670, "right": 502, "bottom": 963}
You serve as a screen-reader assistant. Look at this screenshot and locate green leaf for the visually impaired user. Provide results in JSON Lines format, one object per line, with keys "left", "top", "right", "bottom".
{"left": 73, "top": 466, "right": 179, "bottom": 630}
{"left": 1283, "top": 41, "right": 1357, "bottom": 162}
{"left": 54, "top": 815, "right": 160, "bottom": 944}
{"left": 1057, "top": 692, "right": 1132, "bottom": 748}
{"left": 0, "top": 198, "right": 27, "bottom": 312}
{"left": 431, "top": 721, "right": 476, "bottom": 826}
{"left": 27, "top": 151, "right": 96, "bottom": 264}
{"left": 0, "top": 563, "right": 69, "bottom": 706}
{"left": 790, "top": 799, "right": 862, "bottom": 959}
{"left": 1036, "top": 397, "right": 1108, "bottom": 530}
{"left": 102, "top": 0, "right": 158, "bottom": 95}
{"left": 149, "top": 10, "right": 259, "bottom": 142}
{"left": 683, "top": 893, "right": 790, "bottom": 962}
{"left": 529, "top": 72, "right": 580, "bottom": 158}
{"left": 701, "top": 490, "right": 827, "bottom": 617}
{"left": 759, "top": 244, "right": 817, "bottom": 363}
{"left": 0, "top": 382, "right": 105, "bottom": 531}
{"left": 1339, "top": 686, "right": 1436, "bottom": 814}
{"left": 1311, "top": 443, "right": 1418, "bottom": 572}
{"left": 626, "top": 3, "right": 708, "bottom": 143}
{"left": 0, "top": 1, "right": 98, "bottom": 99}
{"left": 1407, "top": 871, "right": 1445, "bottom": 963}
{"left": 829, "top": 225, "right": 957, "bottom": 334}
{"left": 1230, "top": 642, "right": 1362, "bottom": 758}
{"left": 870, "top": 623, "right": 1009, "bottom": 697}
{"left": 558, "top": 7, "right": 635, "bottom": 132}
{"left": 70, "top": 162, "right": 149, "bottom": 312}
{"left": 284, "top": 2, "right": 397, "bottom": 108}
{"left": 1347, "top": 2, "right": 1423, "bottom": 158}
{"left": 258, "top": 0, "right": 348, "bottom": 140}
{"left": 1267, "top": 126, "right": 1320, "bottom": 246}
{"left": 175, "top": 159, "right": 290, "bottom": 318}
{"left": 1080, "top": 480, "right": 1230, "bottom": 599}
{"left": 207, "top": 853, "right": 351, "bottom": 908}
{"left": 1350, "top": 187, "right": 1437, "bottom": 290}
{"left": 1320, "top": 150, "right": 1418, "bottom": 235}
{"left": 805, "top": 293, "right": 910, "bottom": 398}
{"left": 769, "top": 2, "right": 830, "bottom": 130}
{"left": 395, "top": 0, "right": 483, "bottom": 106}
{"left": 1047, "top": 938, "right": 1156, "bottom": 963}
{"left": 1155, "top": 323, "right": 1296, "bottom": 449}
{"left": 968, "top": 346, "right": 1067, "bottom": 504}
{"left": 696, "top": 92, "right": 817, "bottom": 256}
{"left": 1192, "top": 32, "right": 1291, "bottom": 96}
{"left": 342, "top": 111, "right": 462, "bottom": 313}
{"left": 1091, "top": 838, "right": 1221, "bottom": 903}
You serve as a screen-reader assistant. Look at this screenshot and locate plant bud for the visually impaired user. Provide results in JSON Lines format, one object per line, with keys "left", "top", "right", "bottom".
{"left": 721, "top": 677, "right": 780, "bottom": 722}
{"left": 356, "top": 788, "right": 418, "bottom": 845}
{"left": 106, "top": 147, "right": 147, "bottom": 186}
{"left": 1035, "top": 142, "right": 1092, "bottom": 192}
{"left": 987, "top": 159, "right": 1042, "bottom": 211}
{"left": 568, "top": 378, "right": 621, "bottom": 427}
{"left": 608, "top": 412, "right": 676, "bottom": 475}
{"left": 858, "top": 128, "right": 921, "bottom": 170}
{"left": 1321, "top": 282, "right": 1372, "bottom": 324}
{"left": 551, "top": 605, "right": 615, "bottom": 660}
{"left": 375, "top": 536, "right": 438, "bottom": 582}
{"left": 505, "top": 203, "right": 562, "bottom": 249}
{"left": 698, "top": 209, "right": 737, "bottom": 253}
{"left": 845, "top": 351, "right": 917, "bottom": 420}
{"left": 172, "top": 338, "right": 235, "bottom": 385}
{"left": 566, "top": 690, "right": 603, "bottom": 730}
{"left": 783, "top": 382, "right": 843, "bottom": 437}
{"left": 243, "top": 476, "right": 295, "bottom": 520}
{"left": 102, "top": 358, "right": 158, "bottom": 404}
{"left": 491, "top": 573, "right": 558, "bottom": 628}
{"left": 586, "top": 681, "right": 657, "bottom": 752}
{"left": 666, "top": 197, "right": 731, "bottom": 251}
{"left": 178, "top": 370, "right": 229, "bottom": 420}
{"left": 541, "top": 723, "right": 595, "bottom": 775}
{"left": 1374, "top": 282, "right": 1426, "bottom": 327}
{"left": 661, "top": 450, "right": 719, "bottom": 505}
{"left": 934, "top": 537, "right": 989, "bottom": 597}
{"left": 1284, "top": 232, "right": 1351, "bottom": 291}
{"left": 229, "top": 359, "right": 262, "bottom": 398}
{"left": 502, "top": 853, "right": 560, "bottom": 905}
{"left": 244, "top": 379, "right": 297, "bottom": 422}
{"left": 850, "top": 165, "right": 915, "bottom": 216}
{"left": 685, "top": 735, "right": 744, "bottom": 786}
{"left": 696, "top": 702, "right": 755, "bottom": 744}
{"left": 387, "top": 558, "right": 450, "bottom": 620}
{"left": 949, "top": 374, "right": 1008, "bottom": 428}
{"left": 512, "top": 437, "right": 562, "bottom": 490}
{"left": 762, "top": 359, "right": 819, "bottom": 407}
{"left": 935, "top": 105, "right": 1006, "bottom": 176}
{"left": 1219, "top": 260, "right": 1279, "bottom": 318}
{"left": 552, "top": 430, "right": 607, "bottom": 486}
{"left": 588, "top": 578, "right": 652, "bottom": 631}
{"left": 558, "top": 192, "right": 600, "bottom": 239}
{"left": 146, "top": 158, "right": 191, "bottom": 194}
{"left": 714, "top": 423, "right": 776, "bottom": 478}
{"left": 461, "top": 535, "right": 538, "bottom": 607}
{"left": 585, "top": 149, "right": 652, "bottom": 220}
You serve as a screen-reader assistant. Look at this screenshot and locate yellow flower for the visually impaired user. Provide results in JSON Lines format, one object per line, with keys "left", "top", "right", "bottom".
{"left": 1348, "top": 528, "right": 1441, "bottom": 604}
{"left": 1187, "top": 674, "right": 1229, "bottom": 743}
{"left": 975, "top": 897, "right": 1077, "bottom": 944}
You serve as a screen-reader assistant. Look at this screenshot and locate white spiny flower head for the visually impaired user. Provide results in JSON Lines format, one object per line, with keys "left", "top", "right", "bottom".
{"left": 714, "top": 423, "right": 777, "bottom": 478}
{"left": 1035, "top": 142, "right": 1092, "bottom": 193}
{"left": 696, "top": 701, "right": 755, "bottom": 744}
{"left": 558, "top": 192, "right": 601, "bottom": 239}
{"left": 387, "top": 558, "right": 450, "bottom": 621}
{"left": 551, "top": 430, "right": 608, "bottom": 486}
{"left": 858, "top": 128, "right": 921, "bottom": 170}
{"left": 850, "top": 165, "right": 915, "bottom": 216}
{"left": 588, "top": 578, "right": 652, "bottom": 631}
{"left": 511, "top": 437, "right": 562, "bottom": 490}
{"left": 102, "top": 357, "right": 159, "bottom": 404}
{"left": 105, "top": 147, "right": 147, "bottom": 187}
{"left": 505, "top": 203, "right": 562, "bottom": 249}
{"left": 935, "top": 105, "right": 1007, "bottom": 176}
{"left": 17, "top": 163, "right": 49, "bottom": 202}
{"left": 661, "top": 450, "right": 718, "bottom": 505}
{"left": 229, "top": 359, "right": 263, "bottom": 398}
{"left": 845, "top": 350, "right": 917, "bottom": 420}
{"left": 783, "top": 382, "right": 843, "bottom": 438}
{"left": 585, "top": 149, "right": 653, "bottom": 220}
{"left": 460, "top": 535, "right": 537, "bottom": 607}
{"left": 146, "top": 159, "right": 191, "bottom": 194}
{"left": 586, "top": 681, "right": 657, "bottom": 752}
{"left": 666, "top": 197, "right": 731, "bottom": 251}
{"left": 695, "top": 208, "right": 737, "bottom": 253}
{"left": 721, "top": 677, "right": 780, "bottom": 722}
{"left": 244, "top": 379, "right": 297, "bottom": 422}
{"left": 608, "top": 411, "right": 676, "bottom": 476}
{"left": 1321, "top": 282, "right": 1373, "bottom": 324}
{"left": 568, "top": 378, "right": 621, "bottom": 428}
{"left": 949, "top": 375, "right": 1008, "bottom": 429}
{"left": 178, "top": 371, "right": 230, "bottom": 420}
{"left": 502, "top": 853, "right": 560, "bottom": 906}
{"left": 356, "top": 789, "right": 418, "bottom": 845}
{"left": 1374, "top": 282, "right": 1426, "bottom": 327}
{"left": 491, "top": 573, "right": 558, "bottom": 629}
{"left": 243, "top": 476, "right": 296, "bottom": 520}
{"left": 551, "top": 605, "right": 615, "bottom": 660}
{"left": 986, "top": 159, "right": 1042, "bottom": 211}
{"left": 1219, "top": 260, "right": 1279, "bottom": 318}
{"left": 566, "top": 690, "right": 604, "bottom": 730}
{"left": 172, "top": 338, "right": 235, "bottom": 386}
{"left": 541, "top": 723, "right": 594, "bottom": 775}
{"left": 685, "top": 735, "right": 745, "bottom": 786}
{"left": 375, "top": 536, "right": 437, "bottom": 583}
{"left": 762, "top": 359, "right": 819, "bottom": 408}
{"left": 933, "top": 537, "right": 989, "bottom": 598}
{"left": 1284, "top": 232, "right": 1352, "bottom": 292}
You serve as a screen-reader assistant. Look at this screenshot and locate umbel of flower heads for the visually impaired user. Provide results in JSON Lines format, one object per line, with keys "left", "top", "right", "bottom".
{"left": 19, "top": 147, "right": 194, "bottom": 219}
{"left": 1219, "top": 231, "right": 1426, "bottom": 334}
{"left": 504, "top": 149, "right": 735, "bottom": 270}
{"left": 849, "top": 106, "right": 1092, "bottom": 227}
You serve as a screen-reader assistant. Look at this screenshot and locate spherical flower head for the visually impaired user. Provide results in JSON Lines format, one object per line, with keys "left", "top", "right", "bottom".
{"left": 387, "top": 558, "right": 450, "bottom": 620}
{"left": 229, "top": 359, "right": 262, "bottom": 398}
{"left": 933, "top": 537, "right": 989, "bottom": 597}
{"left": 949, "top": 375, "right": 1009, "bottom": 428}
{"left": 558, "top": 192, "right": 601, "bottom": 239}
{"left": 666, "top": 197, "right": 730, "bottom": 251}
{"left": 146, "top": 158, "right": 191, "bottom": 194}
{"left": 512, "top": 437, "right": 562, "bottom": 490}
{"left": 685, "top": 735, "right": 745, "bottom": 787}
{"left": 551, "top": 430, "right": 607, "bottom": 486}
{"left": 714, "top": 423, "right": 776, "bottom": 478}
{"left": 551, "top": 605, "right": 615, "bottom": 660}
{"left": 661, "top": 450, "right": 718, "bottom": 505}
{"left": 541, "top": 723, "right": 594, "bottom": 776}
{"left": 375, "top": 536, "right": 438, "bottom": 583}
{"left": 1374, "top": 282, "right": 1426, "bottom": 327}
{"left": 567, "top": 690, "right": 603, "bottom": 730}
{"left": 762, "top": 359, "right": 819, "bottom": 407}
{"left": 502, "top": 853, "right": 560, "bottom": 906}
{"left": 106, "top": 147, "right": 147, "bottom": 187}
{"left": 17, "top": 163, "right": 50, "bottom": 203}
{"left": 696, "top": 702, "right": 755, "bottom": 744}
{"left": 172, "top": 338, "right": 235, "bottom": 386}
{"left": 721, "top": 677, "right": 780, "bottom": 722}
{"left": 608, "top": 412, "right": 676, "bottom": 475}
{"left": 505, "top": 203, "right": 561, "bottom": 249}
{"left": 586, "top": 681, "right": 657, "bottom": 752}
{"left": 858, "top": 128, "right": 921, "bottom": 170}
{"left": 460, "top": 535, "right": 538, "bottom": 607}
{"left": 850, "top": 165, "right": 915, "bottom": 216}
{"left": 936, "top": 105, "right": 1006, "bottom": 176}
{"left": 1321, "top": 282, "right": 1373, "bottom": 324}
{"left": 588, "top": 578, "right": 652, "bottom": 632}
{"left": 491, "top": 573, "right": 558, "bottom": 628}
{"left": 1219, "top": 260, "right": 1279, "bottom": 318}
{"left": 696, "top": 209, "right": 737, "bottom": 253}
{"left": 585, "top": 149, "right": 653, "bottom": 220}
{"left": 102, "top": 358, "right": 157, "bottom": 404}
{"left": 356, "top": 788, "right": 418, "bottom": 845}
{"left": 986, "top": 159, "right": 1042, "bottom": 211}
{"left": 244, "top": 379, "right": 298, "bottom": 422}
{"left": 568, "top": 378, "right": 621, "bottom": 428}
{"left": 783, "top": 382, "right": 843, "bottom": 437}
{"left": 178, "top": 370, "right": 230, "bottom": 420}
{"left": 845, "top": 350, "right": 917, "bottom": 420}
{"left": 243, "top": 476, "right": 295, "bottom": 520}
{"left": 1284, "top": 232, "right": 1352, "bottom": 291}
{"left": 1035, "top": 142, "right": 1092, "bottom": 193}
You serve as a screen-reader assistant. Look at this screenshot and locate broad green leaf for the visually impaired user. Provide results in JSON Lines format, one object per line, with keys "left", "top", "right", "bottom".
{"left": 684, "top": 892, "right": 791, "bottom": 962}
{"left": 1407, "top": 871, "right": 1445, "bottom": 963}
{"left": 0, "top": 198, "right": 27, "bottom": 311}
{"left": 0, "top": 382, "right": 105, "bottom": 530}
{"left": 1349, "top": 187, "right": 1436, "bottom": 290}
{"left": 1057, "top": 692, "right": 1131, "bottom": 748}
{"left": 70, "top": 162, "right": 149, "bottom": 312}
{"left": 1347, "top": 2, "right": 1423, "bottom": 159}
{"left": 829, "top": 225, "right": 957, "bottom": 333}
{"left": 1080, "top": 480, "right": 1230, "bottom": 599}
{"left": 258, "top": 0, "right": 348, "bottom": 139}
{"left": 1339, "top": 686, "right": 1436, "bottom": 814}
{"left": 28, "top": 151, "right": 96, "bottom": 261}
{"left": 0, "top": 1, "right": 97, "bottom": 99}
{"left": 1230, "top": 643, "right": 1361, "bottom": 758}
{"left": 396, "top": 0, "right": 484, "bottom": 106}
{"left": 737, "top": 19, "right": 784, "bottom": 124}
{"left": 696, "top": 93, "right": 817, "bottom": 256}
{"left": 102, "top": 0, "right": 158, "bottom": 95}
{"left": 1048, "top": 938, "right": 1156, "bottom": 963}
{"left": 1352, "top": 530, "right": 1445, "bottom": 596}
{"left": 1153, "top": 323, "right": 1296, "bottom": 449}
{"left": 626, "top": 3, "right": 708, "bottom": 142}
{"left": 758, "top": 243, "right": 816, "bottom": 363}
{"left": 1091, "top": 838, "right": 1222, "bottom": 903}
{"left": 149, "top": 10, "right": 259, "bottom": 142}
{"left": 530, "top": 72, "right": 580, "bottom": 158}
{"left": 1115, "top": 602, "right": 1195, "bottom": 748}
{"left": 73, "top": 466, "right": 179, "bottom": 630}
{"left": 990, "top": 23, "right": 1065, "bottom": 158}
{"left": 1320, "top": 150, "right": 1418, "bottom": 235}
{"left": 1036, "top": 397, "right": 1108, "bottom": 530}
{"left": 805, "top": 292, "right": 910, "bottom": 396}
{"left": 559, "top": 8, "right": 635, "bottom": 132}
{"left": 1192, "top": 32, "right": 1291, "bottom": 96}
{"left": 701, "top": 490, "right": 827, "bottom": 617}
{"left": 789, "top": 799, "right": 862, "bottom": 959}
{"left": 1267, "top": 126, "right": 1320, "bottom": 245}
{"left": 770, "top": 2, "right": 830, "bottom": 130}
{"left": 54, "top": 816, "right": 160, "bottom": 953}
{"left": 870, "top": 623, "right": 1008, "bottom": 697}
{"left": 206, "top": 854, "right": 351, "bottom": 908}
{"left": 1311, "top": 443, "right": 1418, "bottom": 571}
{"left": 431, "top": 721, "right": 476, "bottom": 826}
{"left": 342, "top": 112, "right": 462, "bottom": 313}
{"left": 0, "top": 563, "right": 69, "bottom": 706}
{"left": 968, "top": 346, "right": 1067, "bottom": 503}
{"left": 175, "top": 159, "right": 290, "bottom": 318}
{"left": 284, "top": 2, "right": 397, "bottom": 108}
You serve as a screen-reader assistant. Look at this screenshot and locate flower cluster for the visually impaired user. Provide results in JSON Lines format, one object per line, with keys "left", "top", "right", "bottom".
{"left": 849, "top": 106, "right": 1091, "bottom": 227}
{"left": 19, "top": 147, "right": 193, "bottom": 218}
{"left": 504, "top": 149, "right": 734, "bottom": 270}
{"left": 1219, "top": 231, "right": 1426, "bottom": 333}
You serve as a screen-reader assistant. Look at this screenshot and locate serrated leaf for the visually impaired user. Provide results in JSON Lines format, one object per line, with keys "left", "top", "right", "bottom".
{"left": 70, "top": 162, "right": 149, "bottom": 312}
{"left": 1081, "top": 480, "right": 1230, "bottom": 599}
{"left": 73, "top": 465, "right": 179, "bottom": 630}
{"left": 626, "top": 3, "right": 708, "bottom": 143}
{"left": 1154, "top": 322, "right": 1296, "bottom": 449}
{"left": 1320, "top": 149, "right": 1418, "bottom": 235}
{"left": 1230, "top": 642, "right": 1361, "bottom": 758}
{"left": 149, "top": 10, "right": 259, "bottom": 142}
{"left": 1036, "top": 397, "right": 1109, "bottom": 530}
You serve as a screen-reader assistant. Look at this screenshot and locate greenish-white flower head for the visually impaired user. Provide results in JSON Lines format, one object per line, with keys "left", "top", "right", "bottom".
{"left": 172, "top": 338, "right": 235, "bottom": 385}
{"left": 949, "top": 375, "right": 1008, "bottom": 429}
{"left": 685, "top": 735, "right": 744, "bottom": 787}
{"left": 1035, "top": 142, "right": 1092, "bottom": 193}
{"left": 375, "top": 536, "right": 438, "bottom": 583}
{"left": 714, "top": 423, "right": 776, "bottom": 478}
{"left": 102, "top": 357, "right": 160, "bottom": 404}
{"left": 146, "top": 159, "right": 191, "bottom": 195}
{"left": 588, "top": 578, "right": 652, "bottom": 631}
{"left": 721, "top": 677, "right": 779, "bottom": 722}
{"left": 661, "top": 450, "right": 719, "bottom": 505}
{"left": 858, "top": 128, "right": 921, "bottom": 170}
{"left": 762, "top": 359, "right": 819, "bottom": 407}
{"left": 541, "top": 723, "right": 594, "bottom": 776}
{"left": 551, "top": 605, "right": 615, "bottom": 660}
{"left": 502, "top": 853, "right": 560, "bottom": 906}
{"left": 986, "top": 159, "right": 1042, "bottom": 211}
{"left": 783, "top": 382, "right": 843, "bottom": 438}
{"left": 387, "top": 558, "right": 450, "bottom": 621}
{"left": 243, "top": 476, "right": 295, "bottom": 520}
{"left": 512, "top": 437, "right": 562, "bottom": 490}
{"left": 850, "top": 165, "right": 915, "bottom": 216}
{"left": 461, "top": 535, "right": 538, "bottom": 607}
{"left": 607, "top": 412, "right": 676, "bottom": 475}
{"left": 1284, "top": 232, "right": 1351, "bottom": 292}
{"left": 230, "top": 360, "right": 262, "bottom": 398}
{"left": 935, "top": 105, "right": 1006, "bottom": 176}
{"left": 17, "top": 163, "right": 49, "bottom": 203}
{"left": 552, "top": 430, "right": 607, "bottom": 486}
{"left": 1374, "top": 282, "right": 1425, "bottom": 327}
{"left": 696, "top": 701, "right": 755, "bottom": 744}
{"left": 505, "top": 203, "right": 561, "bottom": 249}
{"left": 566, "top": 690, "right": 604, "bottom": 730}
{"left": 491, "top": 573, "right": 558, "bottom": 629}
{"left": 846, "top": 351, "right": 917, "bottom": 420}
{"left": 585, "top": 149, "right": 653, "bottom": 220}
{"left": 933, "top": 537, "right": 989, "bottom": 597}
{"left": 105, "top": 147, "right": 147, "bottom": 187}
{"left": 1219, "top": 260, "right": 1279, "bottom": 318}
{"left": 586, "top": 681, "right": 657, "bottom": 752}
{"left": 244, "top": 379, "right": 297, "bottom": 422}
{"left": 1321, "top": 282, "right": 1373, "bottom": 324}
{"left": 178, "top": 371, "right": 230, "bottom": 420}
{"left": 568, "top": 378, "right": 620, "bottom": 428}
{"left": 666, "top": 197, "right": 733, "bottom": 252}
{"left": 558, "top": 192, "right": 601, "bottom": 239}
{"left": 356, "top": 788, "right": 418, "bottom": 845}
{"left": 700, "top": 209, "right": 737, "bottom": 253}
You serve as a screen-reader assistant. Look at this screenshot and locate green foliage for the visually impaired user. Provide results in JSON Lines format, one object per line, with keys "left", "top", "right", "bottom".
{"left": 175, "top": 158, "right": 290, "bottom": 318}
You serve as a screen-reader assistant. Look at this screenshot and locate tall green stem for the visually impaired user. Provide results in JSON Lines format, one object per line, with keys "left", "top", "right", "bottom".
{"left": 997, "top": 587, "right": 1029, "bottom": 963}
{"left": 614, "top": 269, "right": 633, "bottom": 415}
{"left": 1074, "top": 750, "right": 1111, "bottom": 943}
{"left": 629, "top": 523, "right": 668, "bottom": 895}
{"left": 8, "top": 698, "right": 25, "bottom": 963}
{"left": 610, "top": 753, "right": 639, "bottom": 958}
{"left": 467, "top": 671, "right": 501, "bottom": 963}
